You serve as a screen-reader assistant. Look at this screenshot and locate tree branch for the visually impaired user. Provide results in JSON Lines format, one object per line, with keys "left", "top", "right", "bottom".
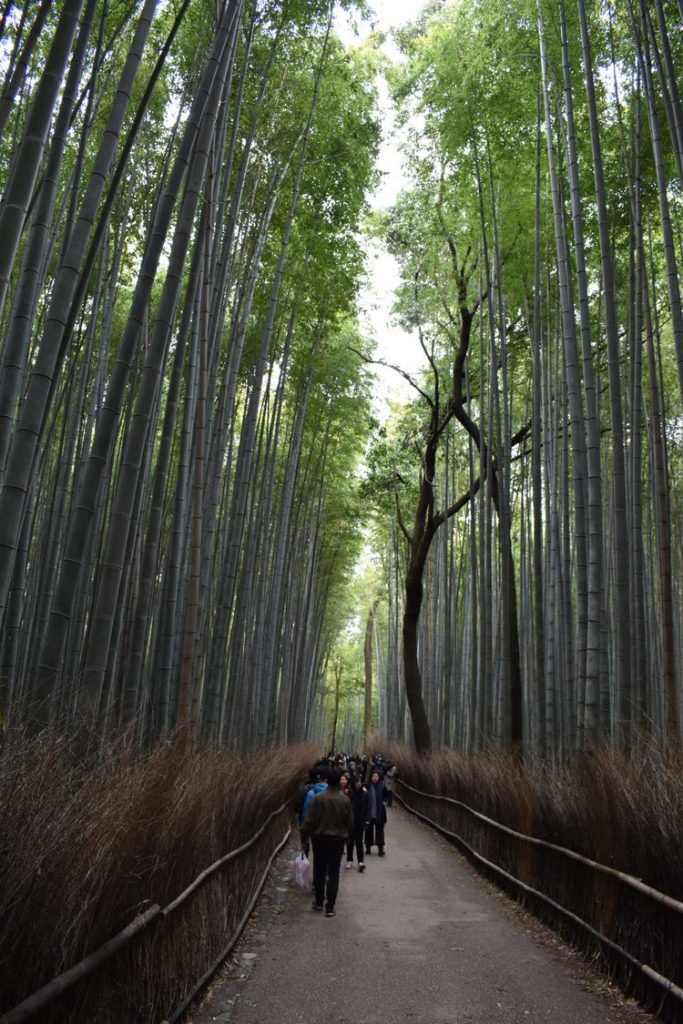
{"left": 414, "top": 271, "right": 440, "bottom": 388}
{"left": 433, "top": 419, "right": 531, "bottom": 528}
{"left": 347, "top": 345, "right": 434, "bottom": 410}
{"left": 393, "top": 477, "right": 412, "bottom": 545}
{"left": 433, "top": 474, "right": 482, "bottom": 528}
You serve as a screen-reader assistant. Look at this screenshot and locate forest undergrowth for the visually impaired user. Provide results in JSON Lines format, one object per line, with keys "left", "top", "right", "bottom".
{"left": 3, "top": 732, "right": 683, "bottom": 1022}
{"left": 381, "top": 737, "right": 683, "bottom": 1020}
{"left": 0, "top": 733, "right": 316, "bottom": 1023}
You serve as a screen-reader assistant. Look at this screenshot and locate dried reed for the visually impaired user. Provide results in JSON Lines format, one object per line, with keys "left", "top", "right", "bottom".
{"left": 374, "top": 735, "right": 683, "bottom": 1020}
{"left": 0, "top": 732, "right": 317, "bottom": 1023}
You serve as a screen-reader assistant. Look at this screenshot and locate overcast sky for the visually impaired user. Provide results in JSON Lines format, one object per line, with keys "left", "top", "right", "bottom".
{"left": 335, "top": 1, "right": 428, "bottom": 413}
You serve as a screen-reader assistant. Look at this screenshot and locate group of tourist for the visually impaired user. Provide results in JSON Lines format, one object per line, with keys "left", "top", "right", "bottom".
{"left": 296, "top": 753, "right": 398, "bottom": 918}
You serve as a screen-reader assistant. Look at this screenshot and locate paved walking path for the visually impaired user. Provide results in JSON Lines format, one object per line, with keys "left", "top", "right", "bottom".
{"left": 193, "top": 805, "right": 653, "bottom": 1024}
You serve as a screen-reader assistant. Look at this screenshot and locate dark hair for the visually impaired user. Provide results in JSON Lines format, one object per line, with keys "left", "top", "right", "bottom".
{"left": 326, "top": 768, "right": 342, "bottom": 788}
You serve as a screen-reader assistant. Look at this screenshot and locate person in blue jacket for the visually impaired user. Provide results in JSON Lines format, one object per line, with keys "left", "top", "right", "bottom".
{"left": 299, "top": 768, "right": 327, "bottom": 855}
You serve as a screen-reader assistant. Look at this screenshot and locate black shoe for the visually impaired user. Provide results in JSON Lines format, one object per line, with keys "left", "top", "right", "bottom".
{"left": 312, "top": 901, "right": 323, "bottom": 911}
{"left": 365, "top": 847, "right": 371, "bottom": 854}
{"left": 378, "top": 849, "right": 385, "bottom": 857}
{"left": 325, "top": 908, "right": 336, "bottom": 917}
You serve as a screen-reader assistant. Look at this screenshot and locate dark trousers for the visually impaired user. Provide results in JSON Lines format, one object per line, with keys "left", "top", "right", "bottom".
{"left": 311, "top": 836, "right": 345, "bottom": 910}
{"left": 346, "top": 829, "right": 364, "bottom": 863}
{"left": 365, "top": 818, "right": 385, "bottom": 851}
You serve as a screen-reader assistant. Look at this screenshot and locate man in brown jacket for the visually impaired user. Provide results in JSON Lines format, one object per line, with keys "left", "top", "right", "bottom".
{"left": 301, "top": 768, "right": 354, "bottom": 917}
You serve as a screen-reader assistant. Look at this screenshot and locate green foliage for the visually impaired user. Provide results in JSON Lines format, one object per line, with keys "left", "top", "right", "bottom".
{"left": 6, "top": 0, "right": 682, "bottom": 760}
{"left": 0, "top": 0, "right": 384, "bottom": 750}
{"left": 300, "top": 323, "right": 377, "bottom": 640}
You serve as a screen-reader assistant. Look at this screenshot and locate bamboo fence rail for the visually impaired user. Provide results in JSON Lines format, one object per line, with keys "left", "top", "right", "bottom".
{"left": 396, "top": 779, "right": 683, "bottom": 1020}
{"left": 166, "top": 823, "right": 292, "bottom": 1023}
{"left": 1, "top": 802, "right": 293, "bottom": 1024}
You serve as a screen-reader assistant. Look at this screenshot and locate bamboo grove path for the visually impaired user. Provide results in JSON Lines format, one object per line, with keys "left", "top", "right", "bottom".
{"left": 191, "top": 806, "right": 654, "bottom": 1024}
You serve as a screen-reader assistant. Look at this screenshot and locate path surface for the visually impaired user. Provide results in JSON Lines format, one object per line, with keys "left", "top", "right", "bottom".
{"left": 192, "top": 805, "right": 653, "bottom": 1024}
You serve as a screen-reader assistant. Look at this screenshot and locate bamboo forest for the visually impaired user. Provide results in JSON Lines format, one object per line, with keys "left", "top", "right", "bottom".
{"left": 0, "top": 0, "right": 679, "bottom": 761}
{"left": 2, "top": 0, "right": 682, "bottom": 759}
{"left": 3, "top": 1, "right": 683, "bottom": 1022}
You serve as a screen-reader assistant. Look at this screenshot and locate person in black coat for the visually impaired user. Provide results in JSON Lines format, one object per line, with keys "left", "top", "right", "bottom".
{"left": 365, "top": 770, "right": 387, "bottom": 856}
{"left": 346, "top": 776, "right": 368, "bottom": 872}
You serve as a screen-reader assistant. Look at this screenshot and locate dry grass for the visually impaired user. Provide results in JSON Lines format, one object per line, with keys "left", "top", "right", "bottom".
{"left": 0, "top": 732, "right": 317, "bottom": 1023}
{"left": 6, "top": 730, "right": 681, "bottom": 1022}
{"left": 374, "top": 735, "right": 683, "bottom": 1020}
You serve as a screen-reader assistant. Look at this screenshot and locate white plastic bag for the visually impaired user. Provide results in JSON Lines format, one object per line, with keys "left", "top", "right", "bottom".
{"left": 293, "top": 851, "right": 310, "bottom": 888}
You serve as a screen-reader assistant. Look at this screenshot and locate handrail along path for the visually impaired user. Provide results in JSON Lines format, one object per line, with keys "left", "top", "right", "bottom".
{"left": 396, "top": 778, "right": 683, "bottom": 1021}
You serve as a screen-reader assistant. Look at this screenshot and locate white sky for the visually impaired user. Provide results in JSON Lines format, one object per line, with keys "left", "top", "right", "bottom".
{"left": 335, "top": 0, "right": 428, "bottom": 415}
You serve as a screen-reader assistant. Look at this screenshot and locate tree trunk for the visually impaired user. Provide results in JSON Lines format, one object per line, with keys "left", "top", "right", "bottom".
{"left": 578, "top": 0, "right": 631, "bottom": 745}
{"left": 363, "top": 602, "right": 376, "bottom": 748}
{"left": 0, "top": 0, "right": 85, "bottom": 318}
{"left": 403, "top": 563, "right": 432, "bottom": 754}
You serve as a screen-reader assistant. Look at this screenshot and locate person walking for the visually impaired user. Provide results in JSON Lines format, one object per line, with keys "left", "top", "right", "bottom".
{"left": 301, "top": 768, "right": 354, "bottom": 917}
{"left": 364, "top": 769, "right": 387, "bottom": 856}
{"left": 298, "top": 767, "right": 327, "bottom": 856}
{"left": 384, "top": 762, "right": 398, "bottom": 808}
{"left": 346, "top": 775, "right": 368, "bottom": 872}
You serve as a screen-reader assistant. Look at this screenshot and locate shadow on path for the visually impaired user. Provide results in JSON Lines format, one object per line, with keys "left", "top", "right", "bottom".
{"left": 191, "top": 805, "right": 654, "bottom": 1024}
